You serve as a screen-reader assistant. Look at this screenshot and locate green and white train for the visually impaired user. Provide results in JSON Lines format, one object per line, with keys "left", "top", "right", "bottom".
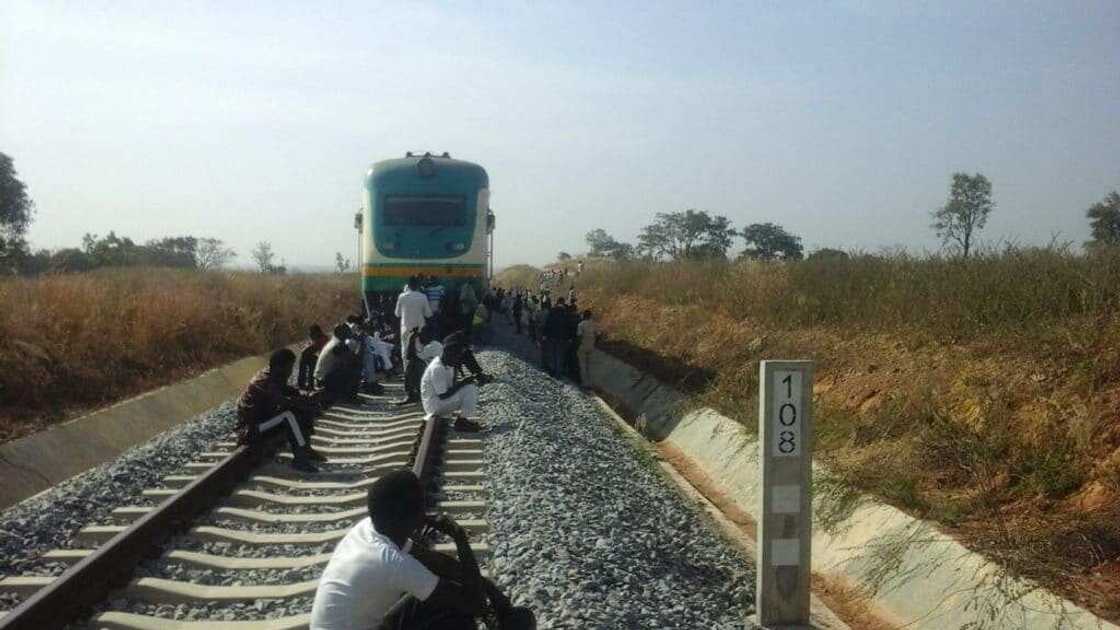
{"left": 359, "top": 152, "right": 494, "bottom": 314}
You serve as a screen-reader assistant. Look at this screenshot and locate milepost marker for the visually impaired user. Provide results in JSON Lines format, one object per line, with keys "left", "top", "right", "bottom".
{"left": 755, "top": 360, "right": 814, "bottom": 628}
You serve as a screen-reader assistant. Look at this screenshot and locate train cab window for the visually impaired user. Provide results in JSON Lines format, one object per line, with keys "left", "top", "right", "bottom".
{"left": 382, "top": 196, "right": 466, "bottom": 227}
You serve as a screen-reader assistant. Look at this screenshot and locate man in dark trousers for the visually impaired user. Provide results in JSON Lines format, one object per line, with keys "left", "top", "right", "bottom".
{"left": 310, "top": 469, "right": 535, "bottom": 629}
{"left": 541, "top": 297, "right": 571, "bottom": 377}
{"left": 315, "top": 324, "right": 365, "bottom": 404}
{"left": 237, "top": 349, "right": 325, "bottom": 473}
{"left": 299, "top": 324, "right": 329, "bottom": 392}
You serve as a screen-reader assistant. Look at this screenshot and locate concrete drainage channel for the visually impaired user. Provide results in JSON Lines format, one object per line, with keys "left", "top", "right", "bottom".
{"left": 0, "top": 382, "right": 490, "bottom": 628}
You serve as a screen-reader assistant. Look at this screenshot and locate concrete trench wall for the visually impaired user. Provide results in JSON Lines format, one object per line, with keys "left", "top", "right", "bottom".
{"left": 0, "top": 352, "right": 271, "bottom": 510}
{"left": 588, "top": 349, "right": 1118, "bottom": 630}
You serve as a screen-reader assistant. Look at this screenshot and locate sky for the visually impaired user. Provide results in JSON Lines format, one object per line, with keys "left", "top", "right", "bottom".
{"left": 1, "top": 1, "right": 1118, "bottom": 269}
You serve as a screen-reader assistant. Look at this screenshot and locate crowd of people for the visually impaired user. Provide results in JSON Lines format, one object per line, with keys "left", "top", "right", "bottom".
{"left": 481, "top": 284, "right": 597, "bottom": 389}
{"left": 230, "top": 274, "right": 534, "bottom": 629}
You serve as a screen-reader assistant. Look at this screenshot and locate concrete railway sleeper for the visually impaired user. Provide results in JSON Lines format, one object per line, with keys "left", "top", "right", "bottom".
{"left": 0, "top": 384, "right": 493, "bottom": 629}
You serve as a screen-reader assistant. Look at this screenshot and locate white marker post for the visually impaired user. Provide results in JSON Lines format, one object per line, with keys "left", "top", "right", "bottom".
{"left": 756, "top": 360, "right": 814, "bottom": 628}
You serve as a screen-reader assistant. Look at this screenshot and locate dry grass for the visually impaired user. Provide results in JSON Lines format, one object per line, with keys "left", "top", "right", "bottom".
{"left": 500, "top": 247, "right": 1120, "bottom": 622}
{"left": 0, "top": 268, "right": 357, "bottom": 443}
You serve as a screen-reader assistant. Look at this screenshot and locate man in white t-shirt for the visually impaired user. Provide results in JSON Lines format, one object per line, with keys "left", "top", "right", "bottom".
{"left": 395, "top": 276, "right": 433, "bottom": 393}
{"left": 310, "top": 470, "right": 534, "bottom": 630}
{"left": 420, "top": 342, "right": 483, "bottom": 433}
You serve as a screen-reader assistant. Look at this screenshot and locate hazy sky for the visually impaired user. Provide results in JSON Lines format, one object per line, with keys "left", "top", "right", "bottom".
{"left": 2, "top": 1, "right": 1117, "bottom": 269}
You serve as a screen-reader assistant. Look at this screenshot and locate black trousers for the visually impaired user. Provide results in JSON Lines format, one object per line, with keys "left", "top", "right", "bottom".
{"left": 379, "top": 596, "right": 477, "bottom": 630}
{"left": 322, "top": 354, "right": 362, "bottom": 403}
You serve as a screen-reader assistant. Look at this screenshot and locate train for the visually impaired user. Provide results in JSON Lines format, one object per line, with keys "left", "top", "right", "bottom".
{"left": 359, "top": 152, "right": 494, "bottom": 317}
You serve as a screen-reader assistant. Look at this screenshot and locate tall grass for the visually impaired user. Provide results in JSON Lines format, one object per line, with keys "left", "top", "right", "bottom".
{"left": 579, "top": 245, "right": 1120, "bottom": 342}
{"left": 0, "top": 268, "right": 357, "bottom": 442}
{"left": 555, "top": 246, "right": 1120, "bottom": 620}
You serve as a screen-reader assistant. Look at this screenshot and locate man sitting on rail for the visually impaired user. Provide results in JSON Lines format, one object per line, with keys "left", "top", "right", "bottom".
{"left": 420, "top": 340, "right": 485, "bottom": 433}
{"left": 315, "top": 324, "right": 368, "bottom": 404}
{"left": 298, "top": 324, "right": 329, "bottom": 392}
{"left": 236, "top": 349, "right": 325, "bottom": 473}
{"left": 310, "top": 469, "right": 535, "bottom": 630}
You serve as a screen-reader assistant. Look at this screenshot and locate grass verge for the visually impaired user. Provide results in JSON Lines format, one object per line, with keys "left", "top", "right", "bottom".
{"left": 498, "top": 249, "right": 1120, "bottom": 622}
{"left": 0, "top": 268, "right": 358, "bottom": 443}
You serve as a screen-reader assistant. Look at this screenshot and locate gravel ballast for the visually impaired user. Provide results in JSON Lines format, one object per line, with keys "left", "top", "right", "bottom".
{"left": 0, "top": 402, "right": 240, "bottom": 586}
{"left": 474, "top": 346, "right": 756, "bottom": 629}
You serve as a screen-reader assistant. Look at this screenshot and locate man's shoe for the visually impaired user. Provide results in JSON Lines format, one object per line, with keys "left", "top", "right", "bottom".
{"left": 452, "top": 417, "right": 483, "bottom": 433}
{"left": 290, "top": 458, "right": 319, "bottom": 474}
{"left": 393, "top": 397, "right": 419, "bottom": 406}
{"left": 498, "top": 606, "right": 537, "bottom": 630}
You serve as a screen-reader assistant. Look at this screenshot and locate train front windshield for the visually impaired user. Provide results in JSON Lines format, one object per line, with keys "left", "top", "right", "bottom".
{"left": 382, "top": 195, "right": 467, "bottom": 227}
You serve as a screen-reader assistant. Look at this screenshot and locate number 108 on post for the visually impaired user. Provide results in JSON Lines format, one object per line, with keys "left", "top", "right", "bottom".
{"left": 773, "top": 370, "right": 802, "bottom": 457}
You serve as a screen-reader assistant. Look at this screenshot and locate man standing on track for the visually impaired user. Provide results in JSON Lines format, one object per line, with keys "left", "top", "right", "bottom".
{"left": 237, "top": 349, "right": 324, "bottom": 473}
{"left": 309, "top": 470, "right": 535, "bottom": 630}
{"left": 576, "top": 309, "right": 596, "bottom": 390}
{"left": 395, "top": 276, "right": 433, "bottom": 399}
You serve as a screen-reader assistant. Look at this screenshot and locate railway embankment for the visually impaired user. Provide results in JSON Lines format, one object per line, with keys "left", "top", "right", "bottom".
{"left": 513, "top": 253, "right": 1120, "bottom": 625}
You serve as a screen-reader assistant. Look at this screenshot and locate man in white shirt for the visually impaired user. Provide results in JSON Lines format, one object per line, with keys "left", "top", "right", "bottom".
{"left": 314, "top": 324, "right": 363, "bottom": 403}
{"left": 395, "top": 276, "right": 433, "bottom": 394}
{"left": 420, "top": 342, "right": 482, "bottom": 432}
{"left": 310, "top": 470, "right": 533, "bottom": 630}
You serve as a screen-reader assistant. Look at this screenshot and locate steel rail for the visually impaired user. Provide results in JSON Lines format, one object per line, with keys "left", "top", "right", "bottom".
{"left": 0, "top": 444, "right": 265, "bottom": 630}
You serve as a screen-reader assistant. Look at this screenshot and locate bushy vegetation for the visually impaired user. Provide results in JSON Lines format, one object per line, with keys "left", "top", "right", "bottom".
{"left": 0, "top": 269, "right": 356, "bottom": 442}
{"left": 566, "top": 246, "right": 1120, "bottom": 620}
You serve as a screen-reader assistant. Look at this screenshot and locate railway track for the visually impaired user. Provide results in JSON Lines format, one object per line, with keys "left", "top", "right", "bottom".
{"left": 0, "top": 382, "right": 490, "bottom": 629}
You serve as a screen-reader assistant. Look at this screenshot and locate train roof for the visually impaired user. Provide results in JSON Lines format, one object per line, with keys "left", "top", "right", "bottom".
{"left": 365, "top": 153, "right": 488, "bottom": 188}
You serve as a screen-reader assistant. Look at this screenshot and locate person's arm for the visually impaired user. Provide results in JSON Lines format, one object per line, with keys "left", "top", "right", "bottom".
{"left": 438, "top": 374, "right": 477, "bottom": 399}
{"left": 418, "top": 516, "right": 484, "bottom": 616}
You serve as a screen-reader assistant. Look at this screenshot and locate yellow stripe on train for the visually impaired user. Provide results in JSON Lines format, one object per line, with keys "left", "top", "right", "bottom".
{"left": 361, "top": 265, "right": 485, "bottom": 278}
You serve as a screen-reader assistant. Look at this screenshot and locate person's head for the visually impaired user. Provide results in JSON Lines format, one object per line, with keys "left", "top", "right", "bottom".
{"left": 556, "top": 297, "right": 566, "bottom": 308}
{"left": 346, "top": 314, "right": 362, "bottom": 325}
{"left": 442, "top": 341, "right": 467, "bottom": 367}
{"left": 583, "top": 309, "right": 592, "bottom": 320}
{"left": 268, "top": 348, "right": 296, "bottom": 380}
{"left": 417, "top": 327, "right": 433, "bottom": 345}
{"left": 406, "top": 275, "right": 419, "bottom": 290}
{"left": 308, "top": 324, "right": 326, "bottom": 342}
{"left": 333, "top": 323, "right": 351, "bottom": 341}
{"left": 367, "top": 469, "right": 426, "bottom": 543}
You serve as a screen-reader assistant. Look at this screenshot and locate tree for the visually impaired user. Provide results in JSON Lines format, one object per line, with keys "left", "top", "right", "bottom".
{"left": 251, "top": 241, "right": 276, "bottom": 273}
{"left": 636, "top": 209, "right": 736, "bottom": 261}
{"left": 740, "top": 223, "right": 804, "bottom": 261}
{"left": 196, "top": 238, "right": 237, "bottom": 270}
{"left": 807, "top": 248, "right": 849, "bottom": 262}
{"left": 1085, "top": 191, "right": 1120, "bottom": 249}
{"left": 585, "top": 228, "right": 634, "bottom": 260}
{"left": 931, "top": 172, "right": 994, "bottom": 258}
{"left": 557, "top": 251, "right": 572, "bottom": 261}
{"left": 335, "top": 251, "right": 351, "bottom": 273}
{"left": 0, "top": 152, "right": 34, "bottom": 273}
{"left": 145, "top": 236, "right": 198, "bottom": 268}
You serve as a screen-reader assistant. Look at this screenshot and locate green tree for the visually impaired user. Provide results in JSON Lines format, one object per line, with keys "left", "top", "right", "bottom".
{"left": 740, "top": 222, "right": 804, "bottom": 261}
{"left": 0, "top": 152, "right": 34, "bottom": 273}
{"left": 807, "top": 248, "right": 849, "bottom": 262}
{"left": 557, "top": 251, "right": 572, "bottom": 261}
{"left": 1085, "top": 191, "right": 1120, "bottom": 249}
{"left": 585, "top": 228, "right": 634, "bottom": 260}
{"left": 251, "top": 241, "right": 276, "bottom": 273}
{"left": 335, "top": 251, "right": 351, "bottom": 273}
{"left": 931, "top": 172, "right": 994, "bottom": 258}
{"left": 636, "top": 209, "right": 736, "bottom": 261}
{"left": 196, "top": 238, "right": 237, "bottom": 270}
{"left": 145, "top": 236, "right": 198, "bottom": 268}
